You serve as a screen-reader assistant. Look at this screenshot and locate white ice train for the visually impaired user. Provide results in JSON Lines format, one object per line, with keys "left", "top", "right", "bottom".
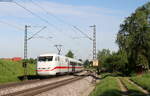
{"left": 36, "top": 53, "right": 83, "bottom": 76}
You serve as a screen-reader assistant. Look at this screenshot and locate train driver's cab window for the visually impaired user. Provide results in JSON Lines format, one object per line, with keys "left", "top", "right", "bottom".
{"left": 38, "top": 56, "right": 53, "bottom": 61}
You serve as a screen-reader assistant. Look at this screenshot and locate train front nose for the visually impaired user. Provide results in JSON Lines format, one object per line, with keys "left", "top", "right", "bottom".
{"left": 36, "top": 62, "right": 56, "bottom": 75}
{"left": 37, "top": 68, "right": 51, "bottom": 75}
{"left": 36, "top": 61, "right": 50, "bottom": 75}
{"left": 36, "top": 68, "right": 56, "bottom": 76}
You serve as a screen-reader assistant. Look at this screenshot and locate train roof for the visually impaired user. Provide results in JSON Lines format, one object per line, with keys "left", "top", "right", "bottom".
{"left": 39, "top": 53, "right": 58, "bottom": 57}
{"left": 68, "top": 58, "right": 82, "bottom": 63}
{"left": 38, "top": 53, "right": 83, "bottom": 64}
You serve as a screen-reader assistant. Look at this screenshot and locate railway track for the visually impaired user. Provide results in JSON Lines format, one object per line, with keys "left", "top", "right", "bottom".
{"left": 1, "top": 72, "right": 88, "bottom": 96}
{"left": 0, "top": 75, "right": 68, "bottom": 89}
{"left": 0, "top": 79, "right": 40, "bottom": 89}
{"left": 0, "top": 75, "right": 71, "bottom": 96}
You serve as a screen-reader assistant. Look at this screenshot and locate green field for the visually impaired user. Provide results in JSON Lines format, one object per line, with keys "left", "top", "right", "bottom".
{"left": 131, "top": 73, "right": 150, "bottom": 92}
{"left": 90, "top": 75, "right": 122, "bottom": 96}
{"left": 0, "top": 59, "right": 36, "bottom": 84}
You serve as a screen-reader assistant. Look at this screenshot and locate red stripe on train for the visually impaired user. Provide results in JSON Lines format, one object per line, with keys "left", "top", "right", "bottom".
{"left": 36, "top": 66, "right": 83, "bottom": 72}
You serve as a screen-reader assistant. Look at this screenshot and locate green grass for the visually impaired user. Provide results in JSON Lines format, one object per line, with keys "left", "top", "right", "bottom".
{"left": 131, "top": 73, "right": 150, "bottom": 91}
{"left": 90, "top": 72, "right": 149, "bottom": 96}
{"left": 121, "top": 78, "right": 145, "bottom": 96}
{"left": 90, "top": 76, "right": 122, "bottom": 96}
{"left": 0, "top": 59, "right": 36, "bottom": 84}
{"left": 100, "top": 73, "right": 111, "bottom": 78}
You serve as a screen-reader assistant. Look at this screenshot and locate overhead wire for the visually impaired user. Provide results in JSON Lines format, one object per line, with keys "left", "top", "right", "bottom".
{"left": 0, "top": 2, "right": 54, "bottom": 45}
{"left": 29, "top": 0, "right": 92, "bottom": 40}
{"left": 0, "top": 20, "right": 24, "bottom": 31}
{"left": 30, "top": 0, "right": 74, "bottom": 28}
{"left": 29, "top": 0, "right": 93, "bottom": 55}
{"left": 73, "top": 26, "right": 93, "bottom": 40}
{"left": 0, "top": 20, "right": 47, "bottom": 39}
{"left": 27, "top": 26, "right": 46, "bottom": 40}
{"left": 30, "top": 0, "right": 76, "bottom": 39}
{"left": 2, "top": 0, "right": 91, "bottom": 50}
{"left": 13, "top": 1, "right": 61, "bottom": 35}
{"left": 14, "top": 0, "right": 75, "bottom": 40}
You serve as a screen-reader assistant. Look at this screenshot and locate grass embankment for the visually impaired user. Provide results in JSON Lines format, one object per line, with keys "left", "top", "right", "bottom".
{"left": 90, "top": 74, "right": 122, "bottom": 96}
{"left": 0, "top": 59, "right": 36, "bottom": 84}
{"left": 121, "top": 77, "right": 145, "bottom": 96}
{"left": 131, "top": 72, "right": 150, "bottom": 92}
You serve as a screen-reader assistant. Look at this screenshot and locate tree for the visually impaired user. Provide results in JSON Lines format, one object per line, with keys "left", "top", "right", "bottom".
{"left": 96, "top": 49, "right": 128, "bottom": 74}
{"left": 97, "top": 49, "right": 111, "bottom": 64}
{"left": 65, "top": 50, "right": 74, "bottom": 58}
{"left": 97, "top": 49, "right": 111, "bottom": 68}
{"left": 116, "top": 2, "right": 150, "bottom": 74}
{"left": 104, "top": 51, "right": 128, "bottom": 73}
{"left": 22, "top": 58, "right": 37, "bottom": 64}
{"left": 83, "top": 59, "right": 90, "bottom": 68}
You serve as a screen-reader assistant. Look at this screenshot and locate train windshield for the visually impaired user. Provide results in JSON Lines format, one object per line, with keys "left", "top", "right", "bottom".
{"left": 38, "top": 56, "right": 53, "bottom": 62}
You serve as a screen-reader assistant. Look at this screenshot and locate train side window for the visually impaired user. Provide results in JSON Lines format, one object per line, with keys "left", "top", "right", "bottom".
{"left": 58, "top": 57, "right": 60, "bottom": 61}
{"left": 70, "top": 62, "right": 73, "bottom": 65}
{"left": 74, "top": 62, "right": 77, "bottom": 66}
{"left": 55, "top": 57, "right": 60, "bottom": 61}
{"left": 55, "top": 57, "right": 58, "bottom": 61}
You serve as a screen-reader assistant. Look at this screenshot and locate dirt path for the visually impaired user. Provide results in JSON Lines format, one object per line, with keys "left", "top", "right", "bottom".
{"left": 125, "top": 78, "right": 149, "bottom": 95}
{"left": 81, "top": 73, "right": 101, "bottom": 96}
{"left": 116, "top": 78, "right": 128, "bottom": 96}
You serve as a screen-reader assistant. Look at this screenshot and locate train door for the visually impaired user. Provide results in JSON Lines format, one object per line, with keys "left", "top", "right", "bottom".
{"left": 72, "top": 62, "right": 75, "bottom": 72}
{"left": 67, "top": 59, "right": 69, "bottom": 73}
{"left": 57, "top": 56, "right": 61, "bottom": 73}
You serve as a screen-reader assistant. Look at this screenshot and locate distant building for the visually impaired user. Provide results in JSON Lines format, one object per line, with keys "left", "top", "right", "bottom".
{"left": 1, "top": 57, "right": 22, "bottom": 62}
{"left": 12, "top": 57, "right": 22, "bottom": 61}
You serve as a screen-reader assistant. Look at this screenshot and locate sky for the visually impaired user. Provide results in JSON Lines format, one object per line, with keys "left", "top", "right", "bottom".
{"left": 0, "top": 0, "right": 149, "bottom": 60}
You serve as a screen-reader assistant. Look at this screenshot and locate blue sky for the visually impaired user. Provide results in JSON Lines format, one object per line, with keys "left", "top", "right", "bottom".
{"left": 0, "top": 0, "right": 149, "bottom": 60}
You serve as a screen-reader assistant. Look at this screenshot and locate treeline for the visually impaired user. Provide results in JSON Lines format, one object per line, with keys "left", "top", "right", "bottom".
{"left": 96, "top": 49, "right": 128, "bottom": 75}
{"left": 84, "top": 2, "right": 150, "bottom": 75}
{"left": 116, "top": 2, "right": 150, "bottom": 75}
{"left": 22, "top": 58, "right": 37, "bottom": 64}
